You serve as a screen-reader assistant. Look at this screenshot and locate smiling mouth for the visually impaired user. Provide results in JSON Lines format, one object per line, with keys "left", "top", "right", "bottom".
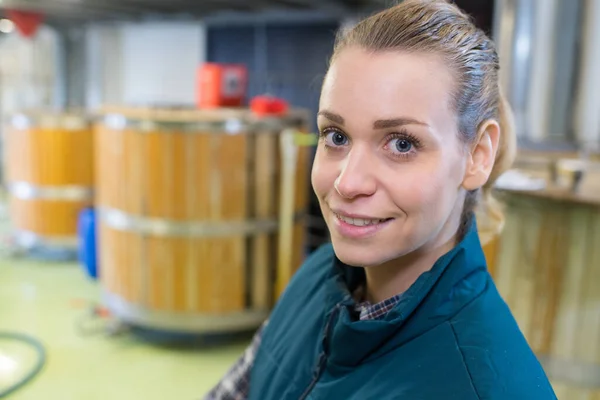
{"left": 333, "top": 213, "right": 393, "bottom": 227}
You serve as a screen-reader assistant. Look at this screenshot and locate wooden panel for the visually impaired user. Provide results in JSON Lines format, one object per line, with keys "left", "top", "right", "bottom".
{"left": 171, "top": 237, "right": 189, "bottom": 312}
{"left": 9, "top": 198, "right": 91, "bottom": 236}
{"left": 494, "top": 194, "right": 600, "bottom": 397}
{"left": 292, "top": 142, "right": 311, "bottom": 276}
{"left": 191, "top": 132, "right": 212, "bottom": 313}
{"left": 209, "top": 132, "right": 247, "bottom": 313}
{"left": 170, "top": 131, "right": 189, "bottom": 220}
{"left": 146, "top": 235, "right": 170, "bottom": 310}
{"left": 569, "top": 209, "right": 600, "bottom": 399}
{"left": 123, "top": 129, "right": 143, "bottom": 215}
{"left": 95, "top": 124, "right": 123, "bottom": 211}
{"left": 251, "top": 132, "right": 277, "bottom": 310}
{"left": 144, "top": 131, "right": 168, "bottom": 217}
{"left": 529, "top": 208, "right": 569, "bottom": 353}
{"left": 5, "top": 126, "right": 93, "bottom": 185}
{"left": 113, "top": 229, "right": 128, "bottom": 305}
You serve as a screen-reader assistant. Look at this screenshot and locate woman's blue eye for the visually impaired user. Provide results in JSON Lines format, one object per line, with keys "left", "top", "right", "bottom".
{"left": 325, "top": 131, "right": 348, "bottom": 146}
{"left": 392, "top": 138, "right": 412, "bottom": 153}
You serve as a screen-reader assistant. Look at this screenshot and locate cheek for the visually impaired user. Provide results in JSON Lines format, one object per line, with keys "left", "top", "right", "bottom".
{"left": 389, "top": 175, "right": 439, "bottom": 211}
{"left": 387, "top": 159, "right": 462, "bottom": 213}
{"left": 311, "top": 152, "right": 336, "bottom": 198}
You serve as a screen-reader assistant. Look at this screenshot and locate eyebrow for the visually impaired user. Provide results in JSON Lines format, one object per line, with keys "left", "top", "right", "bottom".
{"left": 317, "top": 110, "right": 345, "bottom": 125}
{"left": 317, "top": 110, "right": 429, "bottom": 129}
{"left": 373, "top": 118, "right": 429, "bottom": 129}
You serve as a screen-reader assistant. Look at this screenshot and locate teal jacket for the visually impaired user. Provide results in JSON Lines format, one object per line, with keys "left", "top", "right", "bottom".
{"left": 248, "top": 221, "right": 557, "bottom": 399}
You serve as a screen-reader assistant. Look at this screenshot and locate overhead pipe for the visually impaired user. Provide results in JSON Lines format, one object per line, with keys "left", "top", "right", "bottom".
{"left": 493, "top": 0, "right": 582, "bottom": 145}
{"left": 493, "top": 0, "right": 535, "bottom": 140}
{"left": 525, "top": 0, "right": 559, "bottom": 142}
{"left": 573, "top": 0, "right": 600, "bottom": 150}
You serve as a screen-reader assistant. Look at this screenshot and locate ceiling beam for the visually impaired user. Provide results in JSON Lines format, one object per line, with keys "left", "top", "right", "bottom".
{"left": 0, "top": 0, "right": 384, "bottom": 23}
{"left": 79, "top": 0, "right": 273, "bottom": 15}
{"left": 0, "top": 0, "right": 147, "bottom": 19}
{"left": 78, "top": 0, "right": 205, "bottom": 14}
{"left": 273, "top": 0, "right": 351, "bottom": 13}
{"left": 202, "top": 8, "right": 347, "bottom": 26}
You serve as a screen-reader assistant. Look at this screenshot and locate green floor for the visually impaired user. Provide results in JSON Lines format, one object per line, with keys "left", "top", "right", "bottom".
{"left": 0, "top": 256, "right": 248, "bottom": 399}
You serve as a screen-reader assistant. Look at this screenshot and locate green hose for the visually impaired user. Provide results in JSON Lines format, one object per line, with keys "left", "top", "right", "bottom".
{"left": 0, "top": 332, "right": 46, "bottom": 399}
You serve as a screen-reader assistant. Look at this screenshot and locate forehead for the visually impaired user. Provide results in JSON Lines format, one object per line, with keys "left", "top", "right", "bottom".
{"left": 320, "top": 47, "right": 456, "bottom": 127}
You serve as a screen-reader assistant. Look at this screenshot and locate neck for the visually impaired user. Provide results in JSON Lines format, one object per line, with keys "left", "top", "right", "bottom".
{"left": 363, "top": 220, "right": 462, "bottom": 305}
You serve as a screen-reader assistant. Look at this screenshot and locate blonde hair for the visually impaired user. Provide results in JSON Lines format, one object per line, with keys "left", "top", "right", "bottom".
{"left": 330, "top": 0, "right": 516, "bottom": 242}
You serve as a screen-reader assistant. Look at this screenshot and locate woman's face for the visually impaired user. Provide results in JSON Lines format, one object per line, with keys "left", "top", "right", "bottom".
{"left": 312, "top": 47, "right": 469, "bottom": 267}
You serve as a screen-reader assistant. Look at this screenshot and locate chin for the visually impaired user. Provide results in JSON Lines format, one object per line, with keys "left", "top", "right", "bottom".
{"left": 330, "top": 239, "right": 397, "bottom": 267}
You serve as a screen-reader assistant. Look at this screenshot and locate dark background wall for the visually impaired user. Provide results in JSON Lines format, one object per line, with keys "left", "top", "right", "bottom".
{"left": 453, "top": 0, "right": 495, "bottom": 34}
{"left": 207, "top": 23, "right": 339, "bottom": 133}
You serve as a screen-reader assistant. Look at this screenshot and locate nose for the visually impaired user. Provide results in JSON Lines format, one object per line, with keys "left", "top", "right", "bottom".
{"left": 334, "top": 147, "right": 377, "bottom": 199}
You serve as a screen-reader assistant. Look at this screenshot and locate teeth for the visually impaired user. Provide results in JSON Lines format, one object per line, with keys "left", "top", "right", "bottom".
{"left": 336, "top": 214, "right": 386, "bottom": 226}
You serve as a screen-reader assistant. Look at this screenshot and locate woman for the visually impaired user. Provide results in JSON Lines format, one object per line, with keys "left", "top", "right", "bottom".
{"left": 206, "top": 0, "right": 556, "bottom": 398}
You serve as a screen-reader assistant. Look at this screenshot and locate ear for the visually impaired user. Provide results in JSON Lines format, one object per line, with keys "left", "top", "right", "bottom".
{"left": 462, "top": 119, "right": 500, "bottom": 191}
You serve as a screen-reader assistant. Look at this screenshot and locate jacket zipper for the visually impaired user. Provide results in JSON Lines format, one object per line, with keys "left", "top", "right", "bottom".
{"left": 298, "top": 303, "right": 343, "bottom": 400}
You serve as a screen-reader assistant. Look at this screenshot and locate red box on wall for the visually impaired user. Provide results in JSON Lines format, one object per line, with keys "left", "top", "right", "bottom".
{"left": 197, "top": 63, "right": 248, "bottom": 108}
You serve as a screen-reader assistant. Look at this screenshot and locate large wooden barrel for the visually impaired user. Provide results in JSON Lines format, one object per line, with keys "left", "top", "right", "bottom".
{"left": 3, "top": 111, "right": 94, "bottom": 255}
{"left": 95, "top": 107, "right": 312, "bottom": 334}
{"left": 481, "top": 235, "right": 500, "bottom": 277}
{"left": 492, "top": 166, "right": 600, "bottom": 398}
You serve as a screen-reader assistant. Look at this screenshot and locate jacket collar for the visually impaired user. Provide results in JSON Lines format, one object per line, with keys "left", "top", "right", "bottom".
{"left": 323, "top": 217, "right": 489, "bottom": 368}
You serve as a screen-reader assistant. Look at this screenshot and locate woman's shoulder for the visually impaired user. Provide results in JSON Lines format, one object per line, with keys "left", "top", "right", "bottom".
{"left": 448, "top": 283, "right": 556, "bottom": 398}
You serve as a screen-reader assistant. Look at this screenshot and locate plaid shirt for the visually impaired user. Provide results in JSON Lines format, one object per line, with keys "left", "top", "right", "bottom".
{"left": 203, "top": 293, "right": 402, "bottom": 400}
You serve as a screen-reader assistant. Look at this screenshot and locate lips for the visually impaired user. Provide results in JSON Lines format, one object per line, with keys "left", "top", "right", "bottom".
{"left": 334, "top": 213, "right": 389, "bottom": 227}
{"left": 330, "top": 208, "right": 394, "bottom": 239}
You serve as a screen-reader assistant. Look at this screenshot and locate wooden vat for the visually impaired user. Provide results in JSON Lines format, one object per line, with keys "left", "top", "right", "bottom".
{"left": 481, "top": 235, "right": 500, "bottom": 277}
{"left": 492, "top": 170, "right": 600, "bottom": 398}
{"left": 3, "top": 111, "right": 94, "bottom": 253}
{"left": 95, "top": 107, "right": 312, "bottom": 333}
